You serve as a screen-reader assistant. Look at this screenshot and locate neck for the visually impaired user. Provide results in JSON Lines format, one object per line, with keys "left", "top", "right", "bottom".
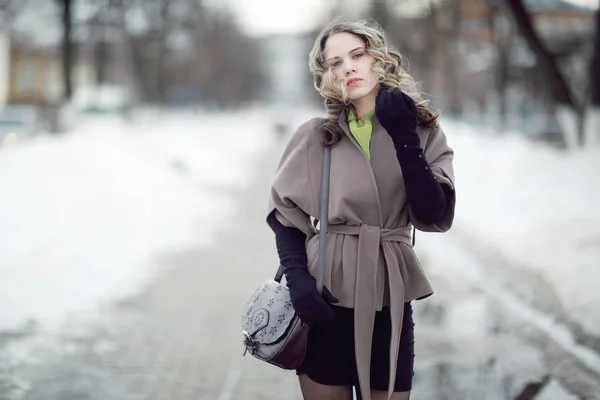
{"left": 351, "top": 85, "right": 379, "bottom": 121}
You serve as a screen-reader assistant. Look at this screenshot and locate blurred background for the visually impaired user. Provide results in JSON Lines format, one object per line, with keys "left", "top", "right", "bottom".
{"left": 0, "top": 0, "right": 598, "bottom": 145}
{"left": 0, "top": 1, "right": 599, "bottom": 400}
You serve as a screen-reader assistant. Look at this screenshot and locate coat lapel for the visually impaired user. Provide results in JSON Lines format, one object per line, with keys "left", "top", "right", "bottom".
{"left": 337, "top": 111, "right": 383, "bottom": 226}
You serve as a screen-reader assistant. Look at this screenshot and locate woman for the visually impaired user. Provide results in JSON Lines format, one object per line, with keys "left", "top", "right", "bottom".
{"left": 267, "top": 18, "right": 456, "bottom": 400}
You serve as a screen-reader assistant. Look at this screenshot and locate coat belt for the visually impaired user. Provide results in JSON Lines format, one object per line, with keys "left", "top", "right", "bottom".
{"left": 324, "top": 223, "right": 412, "bottom": 400}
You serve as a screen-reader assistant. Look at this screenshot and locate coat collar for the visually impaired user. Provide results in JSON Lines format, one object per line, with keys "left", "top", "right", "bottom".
{"left": 337, "top": 107, "right": 384, "bottom": 146}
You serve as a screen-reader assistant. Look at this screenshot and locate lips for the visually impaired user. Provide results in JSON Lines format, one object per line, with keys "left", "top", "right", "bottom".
{"left": 346, "top": 78, "right": 362, "bottom": 87}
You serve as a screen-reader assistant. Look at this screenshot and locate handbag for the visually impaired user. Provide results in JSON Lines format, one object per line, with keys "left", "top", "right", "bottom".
{"left": 240, "top": 144, "right": 332, "bottom": 370}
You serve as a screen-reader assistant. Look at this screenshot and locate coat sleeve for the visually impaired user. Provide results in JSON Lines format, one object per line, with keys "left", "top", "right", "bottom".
{"left": 267, "top": 118, "right": 323, "bottom": 239}
{"left": 409, "top": 124, "right": 456, "bottom": 233}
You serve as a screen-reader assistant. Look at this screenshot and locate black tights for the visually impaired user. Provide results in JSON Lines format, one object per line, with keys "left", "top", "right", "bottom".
{"left": 299, "top": 374, "right": 410, "bottom": 400}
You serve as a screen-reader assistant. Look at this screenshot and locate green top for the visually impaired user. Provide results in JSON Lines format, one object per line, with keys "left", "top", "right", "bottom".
{"left": 348, "top": 108, "right": 375, "bottom": 160}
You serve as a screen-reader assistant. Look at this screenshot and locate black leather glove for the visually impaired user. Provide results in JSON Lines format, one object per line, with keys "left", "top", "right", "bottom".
{"left": 271, "top": 216, "right": 339, "bottom": 327}
{"left": 375, "top": 88, "right": 448, "bottom": 225}
{"left": 284, "top": 265, "right": 339, "bottom": 327}
{"left": 375, "top": 88, "right": 420, "bottom": 147}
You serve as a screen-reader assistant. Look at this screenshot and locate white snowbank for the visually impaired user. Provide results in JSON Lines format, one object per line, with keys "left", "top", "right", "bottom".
{"left": 0, "top": 109, "right": 274, "bottom": 332}
{"left": 441, "top": 120, "right": 600, "bottom": 337}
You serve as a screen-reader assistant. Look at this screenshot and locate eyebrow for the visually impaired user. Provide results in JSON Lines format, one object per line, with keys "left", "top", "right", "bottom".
{"left": 325, "top": 47, "right": 365, "bottom": 63}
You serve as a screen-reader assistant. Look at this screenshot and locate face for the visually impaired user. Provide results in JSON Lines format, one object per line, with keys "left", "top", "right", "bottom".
{"left": 323, "top": 32, "right": 379, "bottom": 103}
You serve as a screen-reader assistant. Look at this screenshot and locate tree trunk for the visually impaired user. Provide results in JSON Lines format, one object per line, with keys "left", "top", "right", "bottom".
{"left": 504, "top": 0, "right": 583, "bottom": 145}
{"left": 489, "top": 5, "right": 510, "bottom": 129}
{"left": 156, "top": 0, "right": 170, "bottom": 104}
{"left": 90, "top": 9, "right": 108, "bottom": 86}
{"left": 585, "top": 3, "right": 600, "bottom": 147}
{"left": 113, "top": 0, "right": 139, "bottom": 108}
{"left": 504, "top": 0, "right": 576, "bottom": 106}
{"left": 370, "top": 0, "right": 388, "bottom": 30}
{"left": 591, "top": 5, "right": 600, "bottom": 106}
{"left": 447, "top": 2, "right": 463, "bottom": 117}
{"left": 60, "top": 0, "right": 73, "bottom": 101}
{"left": 94, "top": 40, "right": 108, "bottom": 85}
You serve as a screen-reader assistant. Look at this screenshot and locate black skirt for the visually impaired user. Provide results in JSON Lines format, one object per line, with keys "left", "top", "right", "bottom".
{"left": 297, "top": 302, "right": 415, "bottom": 393}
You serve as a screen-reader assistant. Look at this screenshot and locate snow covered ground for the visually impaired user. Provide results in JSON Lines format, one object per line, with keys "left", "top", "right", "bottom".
{"left": 1, "top": 109, "right": 598, "bottom": 349}
{"left": 0, "top": 109, "right": 279, "bottom": 334}
{"left": 0, "top": 108, "right": 598, "bottom": 399}
{"left": 441, "top": 119, "right": 600, "bottom": 339}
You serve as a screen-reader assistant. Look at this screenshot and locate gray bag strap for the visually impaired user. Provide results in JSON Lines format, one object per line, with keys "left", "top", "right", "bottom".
{"left": 315, "top": 145, "right": 331, "bottom": 293}
{"left": 273, "top": 145, "right": 332, "bottom": 288}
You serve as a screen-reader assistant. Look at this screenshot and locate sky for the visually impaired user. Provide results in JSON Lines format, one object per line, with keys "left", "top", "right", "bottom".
{"left": 571, "top": 0, "right": 600, "bottom": 6}
{"left": 221, "top": 0, "right": 359, "bottom": 37}
{"left": 223, "top": 0, "right": 599, "bottom": 37}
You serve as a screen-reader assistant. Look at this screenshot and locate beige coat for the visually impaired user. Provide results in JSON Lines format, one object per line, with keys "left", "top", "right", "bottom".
{"left": 267, "top": 109, "right": 456, "bottom": 400}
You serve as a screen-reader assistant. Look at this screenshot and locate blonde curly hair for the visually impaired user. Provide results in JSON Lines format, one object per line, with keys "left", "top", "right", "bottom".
{"left": 309, "top": 18, "right": 440, "bottom": 145}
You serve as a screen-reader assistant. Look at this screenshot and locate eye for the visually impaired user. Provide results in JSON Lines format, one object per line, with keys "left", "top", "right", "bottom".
{"left": 331, "top": 61, "right": 341, "bottom": 68}
{"left": 353, "top": 53, "right": 364, "bottom": 59}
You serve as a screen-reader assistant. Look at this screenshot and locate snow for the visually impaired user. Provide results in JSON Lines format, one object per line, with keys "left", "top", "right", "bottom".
{"left": 416, "top": 230, "right": 600, "bottom": 376}
{"left": 1, "top": 108, "right": 598, "bottom": 368}
{"left": 0, "top": 109, "right": 275, "bottom": 333}
{"left": 584, "top": 108, "right": 600, "bottom": 148}
{"left": 441, "top": 119, "right": 600, "bottom": 338}
{"left": 537, "top": 380, "right": 579, "bottom": 400}
{"left": 556, "top": 105, "right": 580, "bottom": 149}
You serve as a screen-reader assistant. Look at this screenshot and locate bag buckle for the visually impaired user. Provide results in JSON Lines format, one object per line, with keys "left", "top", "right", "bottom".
{"left": 242, "top": 330, "right": 255, "bottom": 356}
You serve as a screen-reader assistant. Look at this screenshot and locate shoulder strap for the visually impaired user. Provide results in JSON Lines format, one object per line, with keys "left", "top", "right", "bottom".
{"left": 274, "top": 145, "right": 332, "bottom": 286}
{"left": 315, "top": 145, "right": 331, "bottom": 293}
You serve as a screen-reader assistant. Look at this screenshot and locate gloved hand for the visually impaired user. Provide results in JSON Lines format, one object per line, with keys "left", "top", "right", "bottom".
{"left": 284, "top": 265, "right": 339, "bottom": 327}
{"left": 375, "top": 88, "right": 419, "bottom": 146}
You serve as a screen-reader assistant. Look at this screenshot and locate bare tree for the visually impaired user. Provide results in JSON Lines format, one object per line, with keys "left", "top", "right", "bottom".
{"left": 130, "top": 0, "right": 173, "bottom": 104}
{"left": 56, "top": 0, "right": 74, "bottom": 101}
{"left": 115, "top": 0, "right": 266, "bottom": 107}
{"left": 591, "top": 3, "right": 600, "bottom": 107}
{"left": 504, "top": 0, "right": 583, "bottom": 143}
{"left": 87, "top": 0, "right": 114, "bottom": 86}
{"left": 440, "top": 1, "right": 463, "bottom": 116}
{"left": 488, "top": 2, "right": 511, "bottom": 128}
{"left": 504, "top": 0, "right": 577, "bottom": 107}
{"left": 370, "top": 0, "right": 389, "bottom": 30}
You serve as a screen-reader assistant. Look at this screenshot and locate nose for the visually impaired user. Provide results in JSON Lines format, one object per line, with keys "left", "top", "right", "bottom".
{"left": 344, "top": 63, "right": 356, "bottom": 76}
